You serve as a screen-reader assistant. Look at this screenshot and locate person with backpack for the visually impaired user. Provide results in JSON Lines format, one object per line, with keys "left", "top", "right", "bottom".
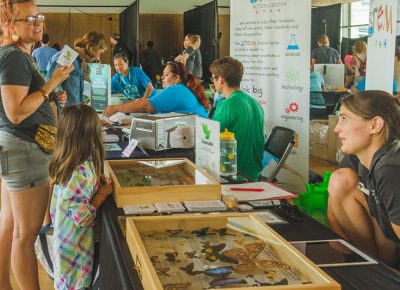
{"left": 352, "top": 40, "right": 367, "bottom": 84}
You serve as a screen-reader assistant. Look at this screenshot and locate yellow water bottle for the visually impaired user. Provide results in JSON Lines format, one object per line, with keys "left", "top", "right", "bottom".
{"left": 220, "top": 129, "right": 237, "bottom": 176}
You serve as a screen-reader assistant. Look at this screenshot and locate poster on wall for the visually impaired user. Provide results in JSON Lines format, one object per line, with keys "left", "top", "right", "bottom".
{"left": 195, "top": 117, "right": 220, "bottom": 180}
{"left": 366, "top": 0, "right": 398, "bottom": 92}
{"left": 230, "top": 0, "right": 310, "bottom": 193}
{"left": 88, "top": 63, "right": 111, "bottom": 112}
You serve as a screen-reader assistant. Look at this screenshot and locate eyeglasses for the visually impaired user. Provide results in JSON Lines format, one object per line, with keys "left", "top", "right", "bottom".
{"left": 209, "top": 75, "right": 218, "bottom": 82}
{"left": 14, "top": 13, "right": 45, "bottom": 24}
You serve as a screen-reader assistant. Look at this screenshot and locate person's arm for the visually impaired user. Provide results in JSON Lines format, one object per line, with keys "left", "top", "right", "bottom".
{"left": 103, "top": 98, "right": 156, "bottom": 116}
{"left": 336, "top": 58, "right": 343, "bottom": 64}
{"left": 142, "top": 82, "right": 154, "bottom": 99}
{"left": 91, "top": 175, "right": 113, "bottom": 210}
{"left": 63, "top": 168, "right": 98, "bottom": 228}
{"left": 1, "top": 65, "right": 73, "bottom": 124}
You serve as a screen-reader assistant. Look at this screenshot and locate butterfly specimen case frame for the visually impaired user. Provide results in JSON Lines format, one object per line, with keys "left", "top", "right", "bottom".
{"left": 104, "top": 158, "right": 221, "bottom": 207}
{"left": 126, "top": 213, "right": 340, "bottom": 290}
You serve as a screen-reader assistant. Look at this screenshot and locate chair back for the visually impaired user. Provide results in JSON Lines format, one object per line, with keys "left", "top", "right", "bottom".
{"left": 264, "top": 126, "right": 296, "bottom": 182}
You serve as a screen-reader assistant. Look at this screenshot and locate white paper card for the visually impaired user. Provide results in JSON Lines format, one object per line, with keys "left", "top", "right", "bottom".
{"left": 123, "top": 204, "right": 156, "bottom": 215}
{"left": 109, "top": 112, "right": 128, "bottom": 124}
{"left": 184, "top": 200, "right": 227, "bottom": 212}
{"left": 253, "top": 210, "right": 287, "bottom": 224}
{"left": 154, "top": 202, "right": 185, "bottom": 213}
{"left": 57, "top": 45, "right": 79, "bottom": 67}
{"left": 221, "top": 182, "right": 296, "bottom": 202}
{"left": 122, "top": 138, "right": 138, "bottom": 158}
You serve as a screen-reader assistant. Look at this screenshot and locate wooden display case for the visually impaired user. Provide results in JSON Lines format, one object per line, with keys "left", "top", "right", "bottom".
{"left": 105, "top": 158, "right": 221, "bottom": 207}
{"left": 126, "top": 214, "right": 341, "bottom": 290}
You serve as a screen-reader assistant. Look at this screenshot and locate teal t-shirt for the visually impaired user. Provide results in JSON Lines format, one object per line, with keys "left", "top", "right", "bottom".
{"left": 213, "top": 90, "right": 265, "bottom": 180}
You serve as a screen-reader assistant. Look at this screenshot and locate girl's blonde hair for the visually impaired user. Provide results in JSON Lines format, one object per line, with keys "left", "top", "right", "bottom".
{"left": 353, "top": 40, "right": 367, "bottom": 54}
{"left": 49, "top": 105, "right": 104, "bottom": 185}
{"left": 74, "top": 31, "right": 107, "bottom": 59}
{"left": 189, "top": 34, "right": 200, "bottom": 45}
{"left": 316, "top": 34, "right": 329, "bottom": 46}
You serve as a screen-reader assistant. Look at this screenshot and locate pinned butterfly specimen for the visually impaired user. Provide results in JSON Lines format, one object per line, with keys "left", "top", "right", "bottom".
{"left": 166, "top": 229, "right": 184, "bottom": 237}
{"left": 150, "top": 255, "right": 159, "bottom": 263}
{"left": 209, "top": 277, "right": 247, "bottom": 287}
{"left": 265, "top": 270, "right": 276, "bottom": 280}
{"left": 165, "top": 251, "right": 179, "bottom": 262}
{"left": 201, "top": 242, "right": 237, "bottom": 263}
{"left": 254, "top": 278, "right": 288, "bottom": 286}
{"left": 244, "top": 241, "right": 265, "bottom": 259}
{"left": 204, "top": 266, "right": 233, "bottom": 277}
{"left": 156, "top": 267, "right": 170, "bottom": 277}
{"left": 184, "top": 251, "right": 197, "bottom": 259}
{"left": 191, "top": 227, "right": 214, "bottom": 238}
{"left": 212, "top": 228, "right": 235, "bottom": 236}
{"left": 221, "top": 247, "right": 248, "bottom": 261}
{"left": 201, "top": 242, "right": 226, "bottom": 254}
{"left": 163, "top": 282, "right": 192, "bottom": 290}
{"left": 179, "top": 262, "right": 203, "bottom": 276}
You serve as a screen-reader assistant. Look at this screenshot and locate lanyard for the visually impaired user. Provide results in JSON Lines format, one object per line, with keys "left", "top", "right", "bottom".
{"left": 118, "top": 69, "right": 139, "bottom": 99}
{"left": 119, "top": 70, "right": 131, "bottom": 87}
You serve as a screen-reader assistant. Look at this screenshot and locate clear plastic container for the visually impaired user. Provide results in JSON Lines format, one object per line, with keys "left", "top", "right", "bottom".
{"left": 220, "top": 129, "right": 237, "bottom": 176}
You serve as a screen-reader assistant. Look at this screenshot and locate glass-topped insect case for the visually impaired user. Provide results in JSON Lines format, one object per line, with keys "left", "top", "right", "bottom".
{"left": 126, "top": 214, "right": 341, "bottom": 290}
{"left": 104, "top": 158, "right": 221, "bottom": 207}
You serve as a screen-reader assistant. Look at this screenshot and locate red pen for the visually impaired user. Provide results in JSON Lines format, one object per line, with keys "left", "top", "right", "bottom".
{"left": 230, "top": 188, "right": 264, "bottom": 192}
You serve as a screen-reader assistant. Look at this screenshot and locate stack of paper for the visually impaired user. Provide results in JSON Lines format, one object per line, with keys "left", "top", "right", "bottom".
{"left": 221, "top": 182, "right": 296, "bottom": 202}
{"left": 184, "top": 200, "right": 227, "bottom": 212}
{"left": 154, "top": 202, "right": 185, "bottom": 213}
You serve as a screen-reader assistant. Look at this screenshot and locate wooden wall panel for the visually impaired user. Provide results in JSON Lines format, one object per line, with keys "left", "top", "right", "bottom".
{"left": 42, "top": 12, "right": 229, "bottom": 68}
{"left": 43, "top": 13, "right": 120, "bottom": 65}
{"left": 139, "top": 14, "right": 184, "bottom": 61}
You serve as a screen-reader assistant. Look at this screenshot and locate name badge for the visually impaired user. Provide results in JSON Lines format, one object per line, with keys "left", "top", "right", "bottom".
{"left": 356, "top": 182, "right": 370, "bottom": 195}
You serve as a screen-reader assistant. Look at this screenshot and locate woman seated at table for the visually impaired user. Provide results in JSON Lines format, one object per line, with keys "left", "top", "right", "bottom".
{"left": 112, "top": 53, "right": 156, "bottom": 100}
{"left": 328, "top": 90, "right": 400, "bottom": 266}
{"left": 104, "top": 61, "right": 209, "bottom": 118}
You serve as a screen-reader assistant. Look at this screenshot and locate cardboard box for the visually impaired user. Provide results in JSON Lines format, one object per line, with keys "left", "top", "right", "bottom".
{"left": 126, "top": 214, "right": 341, "bottom": 290}
{"left": 104, "top": 158, "right": 221, "bottom": 207}
{"left": 310, "top": 115, "right": 339, "bottom": 163}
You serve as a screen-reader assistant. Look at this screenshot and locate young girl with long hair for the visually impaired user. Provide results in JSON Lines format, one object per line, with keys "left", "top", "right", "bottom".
{"left": 49, "top": 104, "right": 113, "bottom": 290}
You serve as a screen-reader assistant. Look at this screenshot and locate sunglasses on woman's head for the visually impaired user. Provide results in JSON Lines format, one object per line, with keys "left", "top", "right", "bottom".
{"left": 14, "top": 13, "right": 45, "bottom": 24}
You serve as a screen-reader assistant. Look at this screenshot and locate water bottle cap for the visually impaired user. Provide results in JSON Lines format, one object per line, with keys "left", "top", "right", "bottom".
{"left": 220, "top": 128, "right": 235, "bottom": 140}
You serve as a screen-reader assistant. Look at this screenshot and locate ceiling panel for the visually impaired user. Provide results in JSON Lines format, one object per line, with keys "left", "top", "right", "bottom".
{"left": 36, "top": 0, "right": 359, "bottom": 14}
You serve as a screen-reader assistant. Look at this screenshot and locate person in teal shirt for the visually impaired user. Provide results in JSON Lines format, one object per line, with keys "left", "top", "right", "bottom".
{"left": 111, "top": 53, "right": 156, "bottom": 99}
{"left": 210, "top": 57, "right": 265, "bottom": 180}
{"left": 104, "top": 61, "right": 209, "bottom": 118}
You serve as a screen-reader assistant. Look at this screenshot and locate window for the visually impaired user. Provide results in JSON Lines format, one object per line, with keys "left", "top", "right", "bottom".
{"left": 341, "top": 0, "right": 369, "bottom": 39}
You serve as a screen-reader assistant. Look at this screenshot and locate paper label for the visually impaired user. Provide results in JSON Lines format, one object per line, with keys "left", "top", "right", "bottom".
{"left": 56, "top": 45, "right": 79, "bottom": 67}
{"left": 122, "top": 138, "right": 138, "bottom": 158}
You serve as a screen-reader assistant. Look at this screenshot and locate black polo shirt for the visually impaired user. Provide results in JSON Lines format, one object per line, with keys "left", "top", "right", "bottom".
{"left": 357, "top": 140, "right": 400, "bottom": 242}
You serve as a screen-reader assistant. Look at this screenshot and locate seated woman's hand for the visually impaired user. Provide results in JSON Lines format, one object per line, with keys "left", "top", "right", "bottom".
{"left": 103, "top": 105, "right": 117, "bottom": 117}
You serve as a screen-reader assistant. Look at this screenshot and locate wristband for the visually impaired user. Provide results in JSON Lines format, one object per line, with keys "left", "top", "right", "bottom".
{"left": 38, "top": 88, "right": 49, "bottom": 101}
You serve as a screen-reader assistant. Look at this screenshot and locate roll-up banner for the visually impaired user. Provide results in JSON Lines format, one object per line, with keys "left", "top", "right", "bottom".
{"left": 230, "top": 0, "right": 310, "bottom": 193}
{"left": 366, "top": 0, "right": 398, "bottom": 92}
